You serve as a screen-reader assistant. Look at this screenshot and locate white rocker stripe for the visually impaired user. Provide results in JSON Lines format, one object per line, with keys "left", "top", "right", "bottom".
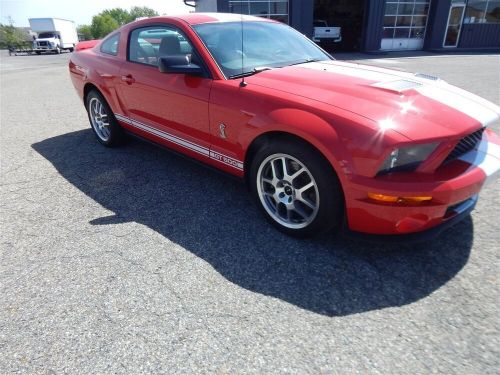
{"left": 114, "top": 113, "right": 244, "bottom": 171}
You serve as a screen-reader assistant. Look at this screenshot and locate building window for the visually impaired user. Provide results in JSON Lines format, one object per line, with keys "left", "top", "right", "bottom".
{"left": 383, "top": 1, "right": 431, "bottom": 40}
{"left": 382, "top": 1, "right": 431, "bottom": 50}
{"left": 464, "top": 0, "right": 500, "bottom": 23}
{"left": 229, "top": 1, "right": 289, "bottom": 24}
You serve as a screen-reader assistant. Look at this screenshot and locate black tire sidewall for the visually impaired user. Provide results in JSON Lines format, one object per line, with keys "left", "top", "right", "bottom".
{"left": 250, "top": 140, "right": 344, "bottom": 238}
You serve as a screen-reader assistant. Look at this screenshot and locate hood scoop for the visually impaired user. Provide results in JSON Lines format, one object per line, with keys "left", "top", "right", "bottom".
{"left": 414, "top": 72, "right": 440, "bottom": 81}
{"left": 371, "top": 79, "right": 422, "bottom": 94}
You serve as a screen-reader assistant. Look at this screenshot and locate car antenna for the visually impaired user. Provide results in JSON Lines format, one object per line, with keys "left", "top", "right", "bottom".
{"left": 239, "top": 12, "right": 247, "bottom": 87}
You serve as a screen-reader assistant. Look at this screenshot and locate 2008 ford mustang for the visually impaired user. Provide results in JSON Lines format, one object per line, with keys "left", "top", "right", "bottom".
{"left": 69, "top": 13, "right": 500, "bottom": 240}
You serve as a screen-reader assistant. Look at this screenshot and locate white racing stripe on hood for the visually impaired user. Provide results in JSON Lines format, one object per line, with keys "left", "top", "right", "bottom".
{"left": 371, "top": 79, "right": 422, "bottom": 93}
{"left": 459, "top": 138, "right": 500, "bottom": 177}
{"left": 300, "top": 61, "right": 500, "bottom": 126}
{"left": 299, "top": 62, "right": 395, "bottom": 82}
{"left": 416, "top": 84, "right": 500, "bottom": 126}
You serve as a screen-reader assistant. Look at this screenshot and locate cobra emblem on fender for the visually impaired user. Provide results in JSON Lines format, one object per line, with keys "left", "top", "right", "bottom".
{"left": 219, "top": 123, "right": 227, "bottom": 139}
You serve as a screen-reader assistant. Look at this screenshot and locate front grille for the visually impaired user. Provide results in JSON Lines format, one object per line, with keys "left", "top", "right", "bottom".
{"left": 38, "top": 41, "right": 49, "bottom": 47}
{"left": 443, "top": 127, "right": 485, "bottom": 164}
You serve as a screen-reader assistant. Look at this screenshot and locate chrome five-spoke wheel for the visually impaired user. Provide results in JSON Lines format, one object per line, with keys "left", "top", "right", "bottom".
{"left": 257, "top": 153, "right": 320, "bottom": 229}
{"left": 89, "top": 97, "right": 111, "bottom": 142}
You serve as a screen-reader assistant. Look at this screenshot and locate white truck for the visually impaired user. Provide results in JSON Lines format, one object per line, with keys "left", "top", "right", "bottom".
{"left": 29, "top": 18, "right": 79, "bottom": 54}
{"left": 312, "top": 20, "right": 342, "bottom": 44}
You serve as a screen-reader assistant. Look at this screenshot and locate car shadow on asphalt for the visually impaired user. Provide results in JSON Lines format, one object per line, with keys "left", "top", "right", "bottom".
{"left": 32, "top": 129, "right": 473, "bottom": 317}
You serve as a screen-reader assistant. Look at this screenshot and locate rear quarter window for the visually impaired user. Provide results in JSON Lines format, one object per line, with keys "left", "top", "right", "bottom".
{"left": 100, "top": 33, "right": 120, "bottom": 56}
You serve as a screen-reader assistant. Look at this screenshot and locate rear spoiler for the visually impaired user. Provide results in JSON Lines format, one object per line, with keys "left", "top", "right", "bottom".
{"left": 75, "top": 39, "right": 100, "bottom": 52}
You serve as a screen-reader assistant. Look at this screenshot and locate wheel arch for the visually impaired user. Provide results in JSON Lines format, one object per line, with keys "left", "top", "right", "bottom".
{"left": 244, "top": 131, "right": 343, "bottom": 190}
{"left": 83, "top": 82, "right": 119, "bottom": 114}
{"left": 83, "top": 82, "right": 100, "bottom": 104}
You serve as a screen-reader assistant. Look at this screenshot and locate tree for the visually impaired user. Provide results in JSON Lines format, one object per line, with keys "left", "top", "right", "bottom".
{"left": 88, "top": 6, "right": 159, "bottom": 39}
{"left": 101, "top": 8, "right": 130, "bottom": 26}
{"left": 77, "top": 24, "right": 93, "bottom": 41}
{"left": 90, "top": 14, "right": 119, "bottom": 39}
{"left": 0, "top": 23, "right": 29, "bottom": 48}
{"left": 128, "top": 6, "right": 159, "bottom": 22}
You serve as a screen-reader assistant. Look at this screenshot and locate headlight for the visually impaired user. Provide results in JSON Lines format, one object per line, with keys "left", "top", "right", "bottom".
{"left": 378, "top": 143, "right": 438, "bottom": 174}
{"left": 49, "top": 42, "right": 55, "bottom": 46}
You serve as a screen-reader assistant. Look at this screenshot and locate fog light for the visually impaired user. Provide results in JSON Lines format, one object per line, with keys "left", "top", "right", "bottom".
{"left": 368, "top": 193, "right": 432, "bottom": 204}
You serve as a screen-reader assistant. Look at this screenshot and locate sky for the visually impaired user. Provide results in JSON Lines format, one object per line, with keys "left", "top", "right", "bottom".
{"left": 0, "top": 0, "right": 193, "bottom": 27}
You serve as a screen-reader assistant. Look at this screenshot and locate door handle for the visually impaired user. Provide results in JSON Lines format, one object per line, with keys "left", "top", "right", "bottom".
{"left": 121, "top": 74, "right": 135, "bottom": 84}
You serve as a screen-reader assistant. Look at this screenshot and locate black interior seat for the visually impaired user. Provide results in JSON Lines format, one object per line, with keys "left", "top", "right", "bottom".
{"left": 159, "top": 35, "right": 181, "bottom": 56}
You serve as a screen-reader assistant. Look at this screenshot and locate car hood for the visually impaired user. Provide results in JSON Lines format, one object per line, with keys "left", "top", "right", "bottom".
{"left": 246, "top": 60, "right": 500, "bottom": 141}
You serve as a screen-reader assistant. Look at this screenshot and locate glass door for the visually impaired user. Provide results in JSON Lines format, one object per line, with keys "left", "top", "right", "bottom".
{"left": 444, "top": 1, "right": 466, "bottom": 47}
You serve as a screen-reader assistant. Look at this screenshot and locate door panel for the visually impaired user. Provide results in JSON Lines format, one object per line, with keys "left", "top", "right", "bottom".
{"left": 116, "top": 25, "right": 212, "bottom": 158}
{"left": 118, "top": 62, "right": 212, "bottom": 150}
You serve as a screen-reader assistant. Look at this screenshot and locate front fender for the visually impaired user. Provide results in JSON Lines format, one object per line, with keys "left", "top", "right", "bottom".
{"left": 243, "top": 108, "right": 351, "bottom": 179}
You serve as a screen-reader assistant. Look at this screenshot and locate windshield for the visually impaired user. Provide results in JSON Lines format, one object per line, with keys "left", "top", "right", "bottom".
{"left": 38, "top": 32, "right": 56, "bottom": 39}
{"left": 193, "top": 21, "right": 331, "bottom": 78}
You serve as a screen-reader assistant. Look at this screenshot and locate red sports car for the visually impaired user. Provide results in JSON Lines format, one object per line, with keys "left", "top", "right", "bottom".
{"left": 69, "top": 13, "right": 500, "bottom": 240}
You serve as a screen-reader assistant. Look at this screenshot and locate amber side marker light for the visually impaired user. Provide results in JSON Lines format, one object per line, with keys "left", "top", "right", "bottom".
{"left": 368, "top": 193, "right": 433, "bottom": 204}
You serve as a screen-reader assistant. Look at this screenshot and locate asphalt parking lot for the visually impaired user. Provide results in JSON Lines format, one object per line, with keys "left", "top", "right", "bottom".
{"left": 1, "top": 49, "right": 499, "bottom": 374}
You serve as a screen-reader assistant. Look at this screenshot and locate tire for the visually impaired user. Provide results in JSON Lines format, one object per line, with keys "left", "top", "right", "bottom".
{"left": 35, "top": 51, "right": 41, "bottom": 55}
{"left": 68, "top": 47, "right": 74, "bottom": 52}
{"left": 85, "top": 90, "right": 125, "bottom": 147}
{"left": 250, "top": 139, "right": 343, "bottom": 238}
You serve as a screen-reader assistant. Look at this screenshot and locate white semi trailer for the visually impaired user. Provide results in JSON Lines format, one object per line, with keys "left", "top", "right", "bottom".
{"left": 29, "top": 18, "right": 79, "bottom": 54}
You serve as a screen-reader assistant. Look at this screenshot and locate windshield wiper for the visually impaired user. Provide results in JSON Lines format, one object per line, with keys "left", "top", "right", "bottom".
{"left": 229, "top": 66, "right": 274, "bottom": 79}
{"left": 286, "top": 58, "right": 322, "bottom": 67}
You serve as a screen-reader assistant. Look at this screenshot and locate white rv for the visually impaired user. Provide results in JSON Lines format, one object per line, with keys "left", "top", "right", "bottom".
{"left": 29, "top": 18, "right": 79, "bottom": 54}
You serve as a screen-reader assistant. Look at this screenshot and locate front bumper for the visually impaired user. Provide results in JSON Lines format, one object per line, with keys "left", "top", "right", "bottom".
{"left": 343, "top": 195, "right": 477, "bottom": 243}
{"left": 34, "top": 46, "right": 56, "bottom": 51}
{"left": 344, "top": 129, "right": 500, "bottom": 236}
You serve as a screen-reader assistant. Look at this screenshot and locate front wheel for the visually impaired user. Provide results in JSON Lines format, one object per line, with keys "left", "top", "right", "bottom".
{"left": 250, "top": 140, "right": 343, "bottom": 238}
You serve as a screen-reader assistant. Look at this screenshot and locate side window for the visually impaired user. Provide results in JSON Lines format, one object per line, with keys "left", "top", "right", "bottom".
{"left": 128, "top": 26, "right": 194, "bottom": 67}
{"left": 100, "top": 33, "right": 120, "bottom": 56}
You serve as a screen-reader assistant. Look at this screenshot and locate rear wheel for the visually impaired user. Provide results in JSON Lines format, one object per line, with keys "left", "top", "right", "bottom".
{"left": 85, "top": 90, "right": 124, "bottom": 147}
{"left": 68, "top": 47, "right": 74, "bottom": 52}
{"left": 250, "top": 139, "right": 343, "bottom": 237}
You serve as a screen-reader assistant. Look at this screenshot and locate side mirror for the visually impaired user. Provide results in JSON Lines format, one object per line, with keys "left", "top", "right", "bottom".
{"left": 158, "top": 55, "right": 202, "bottom": 75}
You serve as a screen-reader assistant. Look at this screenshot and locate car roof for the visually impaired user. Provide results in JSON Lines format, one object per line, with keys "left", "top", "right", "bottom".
{"left": 142, "top": 13, "right": 276, "bottom": 26}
